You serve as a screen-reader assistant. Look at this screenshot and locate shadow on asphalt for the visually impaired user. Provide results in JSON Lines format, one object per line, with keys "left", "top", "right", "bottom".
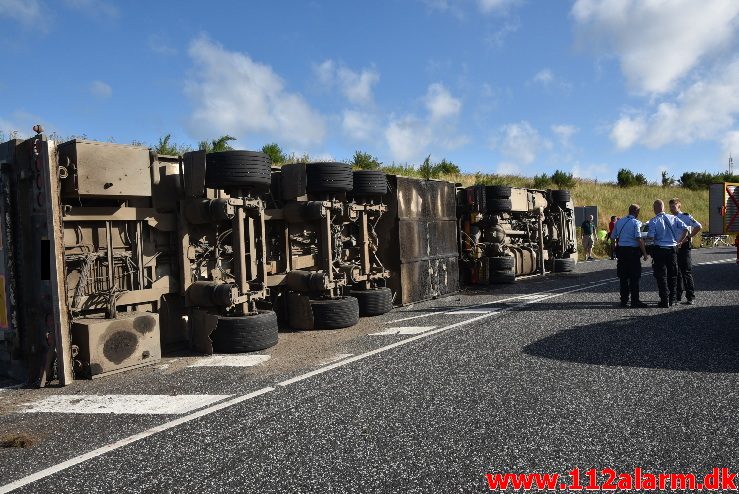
{"left": 523, "top": 305, "right": 739, "bottom": 373}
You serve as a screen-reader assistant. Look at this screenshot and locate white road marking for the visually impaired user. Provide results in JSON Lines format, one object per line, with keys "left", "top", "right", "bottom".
{"left": 20, "top": 394, "right": 232, "bottom": 415}
{"left": 696, "top": 258, "right": 734, "bottom": 265}
{"left": 369, "top": 326, "right": 436, "bottom": 336}
{"left": 278, "top": 277, "right": 618, "bottom": 388}
{"left": 0, "top": 272, "right": 657, "bottom": 492}
{"left": 0, "top": 387, "right": 274, "bottom": 494}
{"left": 387, "top": 278, "right": 619, "bottom": 324}
{"left": 188, "top": 355, "right": 271, "bottom": 368}
{"left": 318, "top": 353, "right": 354, "bottom": 365}
{"left": 446, "top": 309, "right": 497, "bottom": 315}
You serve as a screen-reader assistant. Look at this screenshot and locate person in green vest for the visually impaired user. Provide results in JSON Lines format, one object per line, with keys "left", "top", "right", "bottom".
{"left": 581, "top": 214, "right": 596, "bottom": 261}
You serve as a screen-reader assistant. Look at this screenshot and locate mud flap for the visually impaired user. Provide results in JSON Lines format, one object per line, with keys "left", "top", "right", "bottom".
{"left": 190, "top": 309, "right": 218, "bottom": 355}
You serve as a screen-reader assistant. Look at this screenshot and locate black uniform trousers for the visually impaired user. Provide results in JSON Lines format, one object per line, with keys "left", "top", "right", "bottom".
{"left": 676, "top": 243, "right": 695, "bottom": 300}
{"left": 651, "top": 246, "right": 679, "bottom": 303}
{"left": 616, "top": 246, "right": 642, "bottom": 303}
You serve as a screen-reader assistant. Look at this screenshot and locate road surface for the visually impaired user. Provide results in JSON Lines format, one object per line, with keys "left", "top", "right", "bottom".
{"left": 1, "top": 248, "right": 737, "bottom": 493}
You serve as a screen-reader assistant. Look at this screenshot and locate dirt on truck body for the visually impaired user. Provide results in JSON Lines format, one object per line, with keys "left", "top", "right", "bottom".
{"left": 0, "top": 133, "right": 576, "bottom": 387}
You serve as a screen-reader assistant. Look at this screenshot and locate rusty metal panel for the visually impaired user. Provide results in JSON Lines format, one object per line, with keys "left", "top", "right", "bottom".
{"left": 428, "top": 220, "right": 459, "bottom": 257}
{"left": 377, "top": 175, "right": 459, "bottom": 305}
{"left": 58, "top": 140, "right": 152, "bottom": 198}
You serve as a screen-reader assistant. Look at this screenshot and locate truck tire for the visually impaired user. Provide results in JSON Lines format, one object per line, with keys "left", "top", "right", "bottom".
{"left": 553, "top": 257, "right": 576, "bottom": 272}
{"left": 310, "top": 296, "right": 360, "bottom": 329}
{"left": 211, "top": 311, "right": 278, "bottom": 353}
{"left": 487, "top": 198, "right": 512, "bottom": 213}
{"left": 489, "top": 269, "right": 515, "bottom": 284}
{"left": 551, "top": 189, "right": 571, "bottom": 205}
{"left": 351, "top": 171, "right": 387, "bottom": 196}
{"left": 306, "top": 162, "right": 353, "bottom": 194}
{"left": 350, "top": 287, "right": 393, "bottom": 316}
{"left": 488, "top": 256, "right": 515, "bottom": 271}
{"left": 205, "top": 151, "right": 272, "bottom": 191}
{"left": 485, "top": 185, "right": 511, "bottom": 199}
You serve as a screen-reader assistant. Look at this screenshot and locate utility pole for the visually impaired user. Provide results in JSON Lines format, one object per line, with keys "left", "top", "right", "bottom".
{"left": 730, "top": 154, "right": 734, "bottom": 175}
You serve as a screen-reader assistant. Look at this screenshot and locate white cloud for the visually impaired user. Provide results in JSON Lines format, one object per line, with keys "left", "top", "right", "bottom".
{"left": 572, "top": 162, "right": 608, "bottom": 179}
{"left": 342, "top": 110, "right": 378, "bottom": 141}
{"left": 572, "top": 0, "right": 739, "bottom": 94}
{"left": 478, "top": 0, "right": 521, "bottom": 15}
{"left": 185, "top": 36, "right": 326, "bottom": 147}
{"left": 551, "top": 124, "right": 578, "bottom": 147}
{"left": 384, "top": 83, "right": 467, "bottom": 162}
{"left": 0, "top": 0, "right": 42, "bottom": 25}
{"left": 496, "top": 162, "right": 520, "bottom": 175}
{"left": 721, "top": 131, "right": 739, "bottom": 164}
{"left": 532, "top": 69, "right": 554, "bottom": 86}
{"left": 314, "top": 60, "right": 379, "bottom": 106}
{"left": 89, "top": 80, "right": 112, "bottom": 99}
{"left": 148, "top": 34, "right": 177, "bottom": 56}
{"left": 610, "top": 58, "right": 739, "bottom": 150}
{"left": 424, "top": 83, "right": 462, "bottom": 121}
{"left": 64, "top": 0, "right": 118, "bottom": 18}
{"left": 489, "top": 121, "right": 551, "bottom": 166}
{"left": 385, "top": 116, "right": 433, "bottom": 163}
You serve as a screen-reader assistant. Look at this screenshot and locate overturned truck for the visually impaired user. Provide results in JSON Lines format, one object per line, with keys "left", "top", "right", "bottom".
{"left": 457, "top": 185, "right": 577, "bottom": 284}
{"left": 0, "top": 132, "right": 576, "bottom": 386}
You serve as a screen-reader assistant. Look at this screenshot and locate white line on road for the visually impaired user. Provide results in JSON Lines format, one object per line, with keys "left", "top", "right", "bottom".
{"left": 277, "top": 277, "right": 617, "bottom": 388}
{"left": 369, "top": 326, "right": 436, "bottom": 336}
{"left": 388, "top": 278, "right": 619, "bottom": 324}
{"left": 20, "top": 394, "right": 233, "bottom": 415}
{"left": 318, "top": 354, "right": 354, "bottom": 365}
{"left": 446, "top": 309, "right": 498, "bottom": 314}
{"left": 0, "top": 387, "right": 274, "bottom": 494}
{"left": 188, "top": 355, "right": 271, "bottom": 368}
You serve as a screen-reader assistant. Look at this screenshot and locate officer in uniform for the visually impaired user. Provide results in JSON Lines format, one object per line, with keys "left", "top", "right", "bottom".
{"left": 612, "top": 204, "right": 649, "bottom": 308}
{"left": 668, "top": 198, "right": 702, "bottom": 305}
{"left": 647, "top": 200, "right": 689, "bottom": 308}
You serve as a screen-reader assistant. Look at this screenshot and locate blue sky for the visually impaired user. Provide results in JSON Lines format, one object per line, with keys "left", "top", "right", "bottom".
{"left": 1, "top": 0, "right": 738, "bottom": 182}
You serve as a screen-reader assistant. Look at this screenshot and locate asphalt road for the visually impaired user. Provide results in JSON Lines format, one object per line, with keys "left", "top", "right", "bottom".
{"left": 1, "top": 248, "right": 737, "bottom": 493}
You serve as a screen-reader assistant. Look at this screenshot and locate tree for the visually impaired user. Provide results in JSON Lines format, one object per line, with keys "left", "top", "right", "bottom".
{"left": 155, "top": 134, "right": 192, "bottom": 155}
{"left": 419, "top": 155, "right": 434, "bottom": 179}
{"left": 261, "top": 142, "right": 287, "bottom": 164}
{"left": 617, "top": 168, "right": 647, "bottom": 187}
{"left": 198, "top": 135, "right": 236, "bottom": 153}
{"left": 551, "top": 169, "right": 576, "bottom": 188}
{"left": 351, "top": 150, "right": 382, "bottom": 170}
{"left": 432, "top": 158, "right": 460, "bottom": 176}
{"left": 661, "top": 170, "right": 676, "bottom": 187}
{"left": 532, "top": 173, "right": 550, "bottom": 188}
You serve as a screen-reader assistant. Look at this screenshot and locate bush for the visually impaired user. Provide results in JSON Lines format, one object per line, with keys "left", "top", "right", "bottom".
{"left": 532, "top": 173, "right": 550, "bottom": 188}
{"left": 617, "top": 168, "right": 648, "bottom": 187}
{"left": 261, "top": 143, "right": 287, "bottom": 165}
{"left": 154, "top": 134, "right": 192, "bottom": 155}
{"left": 351, "top": 150, "right": 382, "bottom": 170}
{"left": 680, "top": 171, "right": 739, "bottom": 190}
{"left": 432, "top": 159, "right": 460, "bottom": 176}
{"left": 661, "top": 170, "right": 676, "bottom": 187}
{"left": 419, "top": 155, "right": 435, "bottom": 179}
{"left": 551, "top": 169, "right": 576, "bottom": 188}
{"left": 198, "top": 135, "right": 236, "bottom": 153}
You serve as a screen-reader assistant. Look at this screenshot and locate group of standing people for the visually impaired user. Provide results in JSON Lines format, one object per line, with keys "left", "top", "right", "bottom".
{"left": 610, "top": 198, "right": 702, "bottom": 308}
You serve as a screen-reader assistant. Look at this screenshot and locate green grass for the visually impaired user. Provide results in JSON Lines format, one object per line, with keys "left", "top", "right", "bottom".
{"left": 382, "top": 169, "right": 710, "bottom": 260}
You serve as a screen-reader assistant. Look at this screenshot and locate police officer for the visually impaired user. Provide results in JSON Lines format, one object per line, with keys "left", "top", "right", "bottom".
{"left": 612, "top": 204, "right": 649, "bottom": 308}
{"left": 647, "top": 200, "right": 689, "bottom": 308}
{"left": 668, "top": 198, "right": 702, "bottom": 305}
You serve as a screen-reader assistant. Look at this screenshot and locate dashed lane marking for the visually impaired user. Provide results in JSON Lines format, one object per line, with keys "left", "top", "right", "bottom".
{"left": 0, "top": 387, "right": 274, "bottom": 494}
{"left": 188, "top": 355, "right": 271, "bottom": 368}
{"left": 19, "top": 394, "right": 233, "bottom": 415}
{"left": 318, "top": 354, "right": 354, "bottom": 365}
{"left": 446, "top": 309, "right": 498, "bottom": 315}
{"left": 369, "top": 326, "right": 437, "bottom": 336}
{"left": 387, "top": 278, "right": 619, "bottom": 325}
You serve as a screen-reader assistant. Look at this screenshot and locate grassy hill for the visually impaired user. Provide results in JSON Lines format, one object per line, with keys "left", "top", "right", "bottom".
{"left": 386, "top": 169, "right": 711, "bottom": 259}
